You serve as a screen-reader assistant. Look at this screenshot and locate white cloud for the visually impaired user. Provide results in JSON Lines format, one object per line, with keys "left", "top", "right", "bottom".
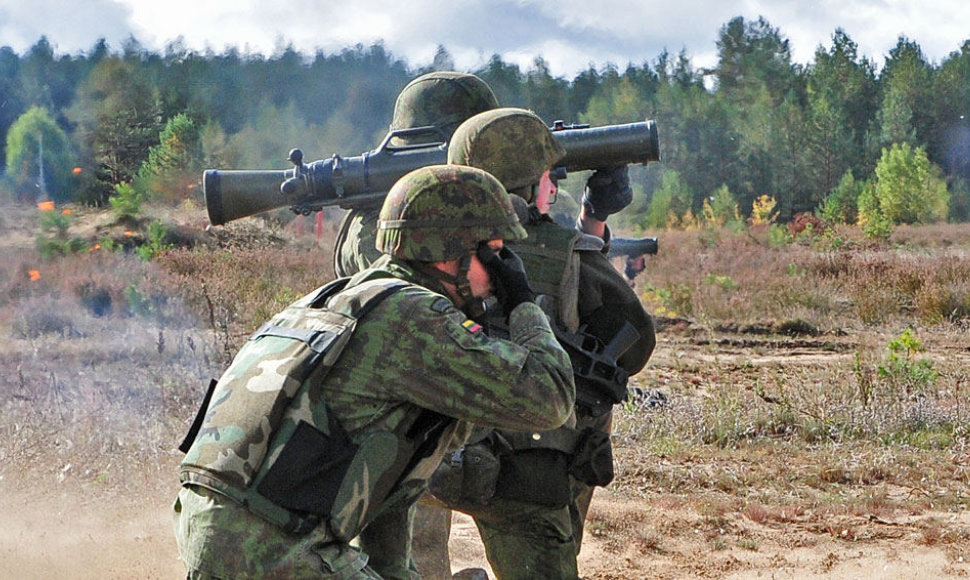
{"left": 0, "top": 0, "right": 133, "bottom": 54}
{"left": 1, "top": 0, "right": 968, "bottom": 77}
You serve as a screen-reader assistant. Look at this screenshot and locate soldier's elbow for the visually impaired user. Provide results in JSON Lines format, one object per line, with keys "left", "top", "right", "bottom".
{"left": 532, "top": 390, "right": 575, "bottom": 430}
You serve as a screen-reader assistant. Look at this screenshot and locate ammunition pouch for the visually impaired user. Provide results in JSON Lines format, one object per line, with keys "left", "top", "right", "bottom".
{"left": 256, "top": 420, "right": 358, "bottom": 519}
{"left": 430, "top": 425, "right": 615, "bottom": 511}
{"left": 492, "top": 425, "right": 613, "bottom": 507}
{"left": 494, "top": 447, "right": 572, "bottom": 507}
{"left": 427, "top": 440, "right": 501, "bottom": 511}
{"left": 568, "top": 427, "right": 614, "bottom": 487}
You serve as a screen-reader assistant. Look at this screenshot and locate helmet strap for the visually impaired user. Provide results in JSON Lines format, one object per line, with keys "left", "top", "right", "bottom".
{"left": 412, "top": 254, "right": 484, "bottom": 318}
{"left": 508, "top": 185, "right": 533, "bottom": 203}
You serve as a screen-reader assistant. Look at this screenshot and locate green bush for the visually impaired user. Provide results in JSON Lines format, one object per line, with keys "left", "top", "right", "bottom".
{"left": 35, "top": 209, "right": 88, "bottom": 259}
{"left": 109, "top": 182, "right": 142, "bottom": 222}
{"left": 877, "top": 328, "right": 938, "bottom": 394}
{"left": 135, "top": 220, "right": 172, "bottom": 261}
{"left": 859, "top": 143, "right": 949, "bottom": 227}
{"left": 818, "top": 170, "right": 862, "bottom": 225}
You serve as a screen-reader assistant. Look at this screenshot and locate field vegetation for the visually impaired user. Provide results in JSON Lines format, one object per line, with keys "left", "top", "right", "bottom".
{"left": 4, "top": 11, "right": 970, "bottom": 577}
{"left": 2, "top": 200, "right": 969, "bottom": 577}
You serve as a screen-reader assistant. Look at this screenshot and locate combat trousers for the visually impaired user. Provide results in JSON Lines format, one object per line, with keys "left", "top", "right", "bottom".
{"left": 175, "top": 486, "right": 384, "bottom": 579}
{"left": 471, "top": 497, "right": 578, "bottom": 580}
{"left": 411, "top": 493, "right": 455, "bottom": 579}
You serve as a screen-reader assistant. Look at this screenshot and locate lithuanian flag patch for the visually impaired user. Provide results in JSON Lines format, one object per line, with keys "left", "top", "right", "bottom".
{"left": 461, "top": 319, "right": 482, "bottom": 333}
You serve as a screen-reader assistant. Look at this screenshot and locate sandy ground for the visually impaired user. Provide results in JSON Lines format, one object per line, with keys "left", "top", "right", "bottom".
{"left": 2, "top": 459, "right": 968, "bottom": 579}
{"left": 2, "top": 322, "right": 968, "bottom": 579}
{"left": 2, "top": 203, "right": 969, "bottom": 578}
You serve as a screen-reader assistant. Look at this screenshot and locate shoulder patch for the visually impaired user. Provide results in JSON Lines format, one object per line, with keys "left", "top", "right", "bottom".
{"left": 461, "top": 319, "right": 483, "bottom": 333}
{"left": 430, "top": 297, "right": 452, "bottom": 313}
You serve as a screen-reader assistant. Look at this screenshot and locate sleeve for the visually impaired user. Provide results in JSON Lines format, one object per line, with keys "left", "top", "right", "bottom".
{"left": 333, "top": 207, "right": 383, "bottom": 278}
{"left": 577, "top": 250, "right": 656, "bottom": 375}
{"left": 387, "top": 290, "right": 575, "bottom": 432}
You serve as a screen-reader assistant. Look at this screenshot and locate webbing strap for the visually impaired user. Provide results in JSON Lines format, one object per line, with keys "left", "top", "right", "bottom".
{"left": 249, "top": 323, "right": 339, "bottom": 353}
{"left": 247, "top": 280, "right": 409, "bottom": 352}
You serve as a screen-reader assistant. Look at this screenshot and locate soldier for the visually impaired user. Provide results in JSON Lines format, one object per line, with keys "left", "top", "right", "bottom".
{"left": 432, "top": 108, "right": 656, "bottom": 579}
{"left": 333, "top": 70, "right": 499, "bottom": 278}
{"left": 330, "top": 69, "right": 500, "bottom": 579}
{"left": 173, "top": 164, "right": 575, "bottom": 579}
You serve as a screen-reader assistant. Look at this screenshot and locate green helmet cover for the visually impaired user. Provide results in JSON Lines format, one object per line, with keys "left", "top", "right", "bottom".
{"left": 376, "top": 165, "right": 527, "bottom": 262}
{"left": 447, "top": 107, "right": 566, "bottom": 194}
{"left": 390, "top": 71, "right": 499, "bottom": 145}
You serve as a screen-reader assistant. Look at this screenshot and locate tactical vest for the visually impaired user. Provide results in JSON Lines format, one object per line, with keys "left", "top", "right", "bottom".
{"left": 179, "top": 277, "right": 448, "bottom": 539}
{"left": 496, "top": 219, "right": 617, "bottom": 499}
{"left": 508, "top": 218, "right": 586, "bottom": 333}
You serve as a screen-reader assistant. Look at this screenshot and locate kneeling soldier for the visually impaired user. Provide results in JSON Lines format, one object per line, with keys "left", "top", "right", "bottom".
{"left": 173, "top": 164, "right": 575, "bottom": 579}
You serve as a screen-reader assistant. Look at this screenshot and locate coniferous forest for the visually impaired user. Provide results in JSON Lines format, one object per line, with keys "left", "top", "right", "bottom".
{"left": 3, "top": 15, "right": 970, "bottom": 232}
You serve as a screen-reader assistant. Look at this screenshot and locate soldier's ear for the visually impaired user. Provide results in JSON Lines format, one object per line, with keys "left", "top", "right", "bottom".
{"left": 430, "top": 258, "right": 460, "bottom": 277}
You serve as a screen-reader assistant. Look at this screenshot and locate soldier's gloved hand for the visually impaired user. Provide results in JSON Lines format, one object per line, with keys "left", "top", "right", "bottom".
{"left": 477, "top": 245, "right": 535, "bottom": 314}
{"left": 582, "top": 165, "right": 632, "bottom": 221}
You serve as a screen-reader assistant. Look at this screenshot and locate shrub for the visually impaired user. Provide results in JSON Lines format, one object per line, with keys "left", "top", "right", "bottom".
{"left": 877, "top": 328, "right": 938, "bottom": 395}
{"left": 135, "top": 220, "right": 173, "bottom": 261}
{"left": 860, "top": 143, "right": 949, "bottom": 227}
{"left": 109, "top": 182, "right": 142, "bottom": 222}
{"left": 748, "top": 195, "right": 778, "bottom": 226}
{"left": 818, "top": 170, "right": 862, "bottom": 226}
{"left": 702, "top": 185, "right": 742, "bottom": 228}
{"left": 788, "top": 213, "right": 825, "bottom": 237}
{"left": 35, "top": 208, "right": 88, "bottom": 259}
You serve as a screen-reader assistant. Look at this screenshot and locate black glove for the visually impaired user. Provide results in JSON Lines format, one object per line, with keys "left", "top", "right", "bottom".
{"left": 477, "top": 245, "right": 535, "bottom": 315}
{"left": 582, "top": 165, "right": 632, "bottom": 221}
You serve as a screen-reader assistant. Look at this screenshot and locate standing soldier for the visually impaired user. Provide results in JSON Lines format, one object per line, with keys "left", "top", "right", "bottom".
{"left": 173, "top": 164, "right": 575, "bottom": 579}
{"left": 431, "top": 108, "right": 656, "bottom": 579}
{"left": 330, "top": 69, "right": 501, "bottom": 579}
{"left": 333, "top": 71, "right": 499, "bottom": 278}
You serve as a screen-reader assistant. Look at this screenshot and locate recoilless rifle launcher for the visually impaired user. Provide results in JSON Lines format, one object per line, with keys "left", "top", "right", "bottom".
{"left": 607, "top": 236, "right": 659, "bottom": 260}
{"left": 203, "top": 119, "right": 660, "bottom": 226}
{"left": 608, "top": 236, "right": 660, "bottom": 282}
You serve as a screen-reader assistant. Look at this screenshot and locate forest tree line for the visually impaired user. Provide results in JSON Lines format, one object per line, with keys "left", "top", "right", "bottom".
{"left": 2, "top": 15, "right": 970, "bottom": 232}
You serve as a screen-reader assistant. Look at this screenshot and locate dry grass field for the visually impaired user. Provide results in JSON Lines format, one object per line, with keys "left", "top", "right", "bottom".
{"left": 1, "top": 201, "right": 969, "bottom": 578}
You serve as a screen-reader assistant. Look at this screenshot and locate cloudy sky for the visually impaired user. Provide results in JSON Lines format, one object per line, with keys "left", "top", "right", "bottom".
{"left": 1, "top": 0, "right": 968, "bottom": 77}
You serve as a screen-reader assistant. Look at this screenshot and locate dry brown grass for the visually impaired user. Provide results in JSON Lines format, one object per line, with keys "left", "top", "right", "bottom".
{"left": 0, "top": 203, "right": 340, "bottom": 490}
{"left": 3, "top": 204, "right": 970, "bottom": 577}
{"left": 608, "top": 220, "right": 970, "bottom": 561}
{"left": 638, "top": 222, "right": 970, "bottom": 328}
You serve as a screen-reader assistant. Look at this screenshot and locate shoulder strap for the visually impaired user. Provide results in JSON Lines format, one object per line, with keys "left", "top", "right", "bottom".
{"left": 324, "top": 277, "right": 412, "bottom": 318}
{"left": 244, "top": 278, "right": 407, "bottom": 354}
{"left": 179, "top": 278, "right": 410, "bottom": 456}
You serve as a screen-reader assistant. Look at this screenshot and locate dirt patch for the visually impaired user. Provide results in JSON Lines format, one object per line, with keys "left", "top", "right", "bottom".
{"left": 3, "top": 203, "right": 970, "bottom": 578}
{"left": 4, "top": 472, "right": 965, "bottom": 579}
{"left": 0, "top": 468, "right": 184, "bottom": 579}
{"left": 3, "top": 328, "right": 970, "bottom": 579}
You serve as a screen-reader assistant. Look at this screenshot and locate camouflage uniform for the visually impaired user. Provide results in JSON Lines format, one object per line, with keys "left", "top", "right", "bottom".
{"left": 330, "top": 71, "right": 499, "bottom": 578}
{"left": 333, "top": 71, "right": 499, "bottom": 278}
{"left": 174, "top": 165, "right": 575, "bottom": 579}
{"left": 439, "top": 109, "right": 656, "bottom": 579}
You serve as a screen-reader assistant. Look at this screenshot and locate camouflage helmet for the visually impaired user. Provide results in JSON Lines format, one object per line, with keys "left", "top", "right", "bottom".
{"left": 447, "top": 107, "right": 566, "bottom": 195}
{"left": 390, "top": 71, "right": 499, "bottom": 145}
{"left": 376, "top": 165, "right": 526, "bottom": 262}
